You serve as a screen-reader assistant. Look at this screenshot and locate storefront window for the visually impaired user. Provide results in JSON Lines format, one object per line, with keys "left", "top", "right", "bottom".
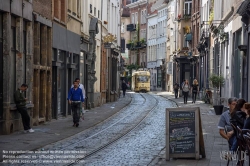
{"left": 157, "top": 68, "right": 162, "bottom": 88}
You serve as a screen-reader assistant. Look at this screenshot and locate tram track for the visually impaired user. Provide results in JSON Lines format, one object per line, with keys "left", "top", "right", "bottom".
{"left": 64, "top": 93, "right": 160, "bottom": 165}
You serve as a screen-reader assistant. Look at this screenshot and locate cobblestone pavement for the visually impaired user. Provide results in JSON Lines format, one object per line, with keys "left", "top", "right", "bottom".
{"left": 150, "top": 91, "right": 249, "bottom": 166}
{"left": 0, "top": 93, "right": 132, "bottom": 165}
{"left": 4, "top": 93, "right": 176, "bottom": 166}
{"left": 80, "top": 94, "right": 177, "bottom": 166}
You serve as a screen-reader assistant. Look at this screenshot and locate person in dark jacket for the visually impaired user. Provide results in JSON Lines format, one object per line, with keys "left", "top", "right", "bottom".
{"left": 67, "top": 81, "right": 84, "bottom": 127}
{"left": 173, "top": 83, "right": 179, "bottom": 99}
{"left": 14, "top": 84, "right": 34, "bottom": 133}
{"left": 243, "top": 103, "right": 250, "bottom": 129}
{"left": 230, "top": 98, "right": 247, "bottom": 129}
{"left": 122, "top": 80, "right": 127, "bottom": 97}
{"left": 191, "top": 79, "right": 199, "bottom": 103}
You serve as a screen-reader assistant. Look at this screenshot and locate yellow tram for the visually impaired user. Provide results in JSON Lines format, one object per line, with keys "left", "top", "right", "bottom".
{"left": 131, "top": 69, "right": 150, "bottom": 92}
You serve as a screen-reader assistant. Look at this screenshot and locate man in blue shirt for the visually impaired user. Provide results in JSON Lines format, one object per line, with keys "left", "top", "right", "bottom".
{"left": 218, "top": 97, "right": 238, "bottom": 158}
{"left": 67, "top": 81, "right": 84, "bottom": 127}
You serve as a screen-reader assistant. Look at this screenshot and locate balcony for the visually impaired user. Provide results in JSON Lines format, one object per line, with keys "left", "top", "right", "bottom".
{"left": 177, "top": 14, "right": 191, "bottom": 22}
{"left": 126, "top": 43, "right": 134, "bottom": 50}
{"left": 127, "top": 24, "right": 136, "bottom": 31}
{"left": 126, "top": 39, "right": 147, "bottom": 50}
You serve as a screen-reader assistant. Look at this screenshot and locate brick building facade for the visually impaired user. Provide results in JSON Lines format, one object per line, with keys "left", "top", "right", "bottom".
{"left": 0, "top": 0, "right": 33, "bottom": 134}
{"left": 33, "top": 0, "right": 53, "bottom": 124}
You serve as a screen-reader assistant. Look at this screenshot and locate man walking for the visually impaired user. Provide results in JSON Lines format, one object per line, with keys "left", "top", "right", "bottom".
{"left": 173, "top": 82, "right": 179, "bottom": 99}
{"left": 71, "top": 78, "right": 85, "bottom": 119}
{"left": 68, "top": 81, "right": 84, "bottom": 127}
{"left": 14, "top": 84, "right": 34, "bottom": 133}
{"left": 218, "top": 98, "right": 238, "bottom": 152}
{"left": 122, "top": 80, "right": 127, "bottom": 97}
{"left": 72, "top": 78, "right": 85, "bottom": 99}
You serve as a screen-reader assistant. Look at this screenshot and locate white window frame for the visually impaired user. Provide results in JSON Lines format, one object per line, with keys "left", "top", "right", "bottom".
{"left": 184, "top": 0, "right": 192, "bottom": 15}
{"left": 131, "top": 13, "right": 135, "bottom": 24}
{"left": 135, "top": 12, "right": 138, "bottom": 24}
{"left": 121, "top": 22, "right": 125, "bottom": 33}
{"left": 144, "top": 9, "right": 147, "bottom": 23}
{"left": 141, "top": 10, "right": 144, "bottom": 24}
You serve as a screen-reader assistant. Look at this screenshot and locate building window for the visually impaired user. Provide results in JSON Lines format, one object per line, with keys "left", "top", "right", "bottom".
{"left": 98, "top": 10, "right": 100, "bottom": 18}
{"left": 157, "top": 68, "right": 162, "bottom": 88}
{"left": 141, "top": 10, "right": 144, "bottom": 24}
{"left": 11, "top": 25, "right": 16, "bottom": 103}
{"left": 184, "top": 0, "right": 192, "bottom": 15}
{"left": 60, "top": 0, "right": 66, "bottom": 22}
{"left": 90, "top": 4, "right": 92, "bottom": 13}
{"left": 94, "top": 7, "right": 96, "bottom": 16}
{"left": 135, "top": 12, "right": 138, "bottom": 24}
{"left": 144, "top": 10, "right": 147, "bottom": 23}
{"left": 121, "top": 22, "right": 125, "bottom": 33}
{"left": 77, "top": 0, "right": 80, "bottom": 17}
{"left": 131, "top": 13, "right": 135, "bottom": 24}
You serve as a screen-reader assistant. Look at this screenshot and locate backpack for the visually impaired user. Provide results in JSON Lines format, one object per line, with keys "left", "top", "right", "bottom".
{"left": 174, "top": 84, "right": 178, "bottom": 89}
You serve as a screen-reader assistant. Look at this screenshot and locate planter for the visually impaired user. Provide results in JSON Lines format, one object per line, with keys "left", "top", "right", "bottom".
{"left": 126, "top": 43, "right": 133, "bottom": 49}
{"left": 213, "top": 105, "right": 224, "bottom": 115}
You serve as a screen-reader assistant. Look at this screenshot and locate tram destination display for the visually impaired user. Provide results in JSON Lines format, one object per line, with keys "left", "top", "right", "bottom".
{"left": 165, "top": 107, "right": 205, "bottom": 160}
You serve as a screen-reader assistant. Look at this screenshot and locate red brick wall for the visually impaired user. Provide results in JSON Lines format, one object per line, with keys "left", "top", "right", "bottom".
{"left": 33, "top": 0, "right": 52, "bottom": 20}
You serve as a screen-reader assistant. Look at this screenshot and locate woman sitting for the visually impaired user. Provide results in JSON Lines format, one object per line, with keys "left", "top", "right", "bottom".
{"left": 243, "top": 103, "right": 250, "bottom": 129}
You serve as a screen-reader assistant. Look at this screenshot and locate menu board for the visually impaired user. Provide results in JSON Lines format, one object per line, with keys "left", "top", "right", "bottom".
{"left": 169, "top": 111, "right": 196, "bottom": 154}
{"left": 166, "top": 107, "right": 204, "bottom": 160}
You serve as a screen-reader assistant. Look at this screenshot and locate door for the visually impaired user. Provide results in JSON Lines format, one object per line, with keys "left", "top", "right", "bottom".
{"left": 52, "top": 66, "right": 58, "bottom": 119}
{"left": 0, "top": 13, "right": 3, "bottom": 119}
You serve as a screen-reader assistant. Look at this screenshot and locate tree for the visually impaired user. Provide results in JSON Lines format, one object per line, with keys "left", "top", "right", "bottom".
{"left": 209, "top": 74, "right": 225, "bottom": 105}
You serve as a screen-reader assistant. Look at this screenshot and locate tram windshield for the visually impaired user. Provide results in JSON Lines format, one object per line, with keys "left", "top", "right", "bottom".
{"left": 137, "top": 76, "right": 149, "bottom": 82}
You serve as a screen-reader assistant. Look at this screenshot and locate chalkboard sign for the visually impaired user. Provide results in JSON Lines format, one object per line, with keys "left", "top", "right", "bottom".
{"left": 169, "top": 111, "right": 196, "bottom": 154}
{"left": 166, "top": 107, "right": 205, "bottom": 160}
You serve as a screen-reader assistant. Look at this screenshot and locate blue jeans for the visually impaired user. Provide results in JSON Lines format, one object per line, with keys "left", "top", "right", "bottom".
{"left": 229, "top": 135, "right": 238, "bottom": 151}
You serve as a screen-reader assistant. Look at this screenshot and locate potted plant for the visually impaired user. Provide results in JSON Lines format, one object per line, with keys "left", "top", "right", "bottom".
{"left": 209, "top": 74, "right": 225, "bottom": 115}
{"left": 126, "top": 40, "right": 134, "bottom": 50}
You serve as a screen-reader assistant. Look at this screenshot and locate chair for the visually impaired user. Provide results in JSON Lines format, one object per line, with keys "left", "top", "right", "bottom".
{"left": 243, "top": 133, "right": 250, "bottom": 165}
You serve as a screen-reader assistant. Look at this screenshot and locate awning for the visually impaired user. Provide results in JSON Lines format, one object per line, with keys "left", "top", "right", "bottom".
{"left": 185, "top": 33, "right": 192, "bottom": 41}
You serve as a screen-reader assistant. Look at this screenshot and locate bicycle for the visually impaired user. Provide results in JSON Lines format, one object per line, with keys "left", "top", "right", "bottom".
{"left": 202, "top": 88, "right": 211, "bottom": 104}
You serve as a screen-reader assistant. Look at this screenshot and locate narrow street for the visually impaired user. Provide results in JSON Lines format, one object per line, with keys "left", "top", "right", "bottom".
{"left": 2, "top": 93, "right": 177, "bottom": 166}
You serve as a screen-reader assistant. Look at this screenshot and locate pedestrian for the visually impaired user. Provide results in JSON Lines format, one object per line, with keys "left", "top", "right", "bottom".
{"left": 71, "top": 78, "right": 85, "bottom": 99}
{"left": 182, "top": 79, "right": 190, "bottom": 104}
{"left": 243, "top": 103, "right": 250, "bottom": 129}
{"left": 230, "top": 98, "right": 247, "bottom": 129}
{"left": 180, "top": 79, "right": 186, "bottom": 97}
{"left": 218, "top": 98, "right": 238, "bottom": 153}
{"left": 122, "top": 80, "right": 127, "bottom": 97}
{"left": 67, "top": 81, "right": 84, "bottom": 127}
{"left": 14, "top": 84, "right": 34, "bottom": 133}
{"left": 191, "top": 79, "right": 199, "bottom": 103}
{"left": 71, "top": 78, "right": 85, "bottom": 120}
{"left": 173, "top": 82, "right": 179, "bottom": 99}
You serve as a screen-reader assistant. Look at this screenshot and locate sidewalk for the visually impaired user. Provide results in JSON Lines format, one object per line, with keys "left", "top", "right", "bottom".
{"left": 150, "top": 91, "right": 243, "bottom": 166}
{"left": 0, "top": 93, "right": 132, "bottom": 161}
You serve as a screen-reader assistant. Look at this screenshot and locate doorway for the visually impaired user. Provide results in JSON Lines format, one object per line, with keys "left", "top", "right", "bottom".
{"left": 0, "top": 13, "right": 3, "bottom": 119}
